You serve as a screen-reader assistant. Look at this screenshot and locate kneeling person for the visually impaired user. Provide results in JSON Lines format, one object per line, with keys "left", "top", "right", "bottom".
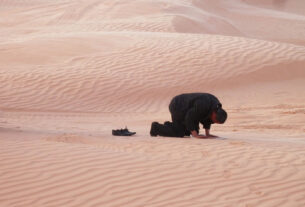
{"left": 150, "top": 93, "right": 227, "bottom": 138}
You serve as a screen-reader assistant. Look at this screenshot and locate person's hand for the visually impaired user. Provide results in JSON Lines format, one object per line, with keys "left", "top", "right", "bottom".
{"left": 194, "top": 135, "right": 218, "bottom": 139}
{"left": 207, "top": 134, "right": 218, "bottom": 138}
{"left": 191, "top": 131, "right": 218, "bottom": 139}
{"left": 191, "top": 130, "right": 200, "bottom": 138}
{"left": 191, "top": 131, "right": 209, "bottom": 139}
{"left": 194, "top": 135, "right": 209, "bottom": 139}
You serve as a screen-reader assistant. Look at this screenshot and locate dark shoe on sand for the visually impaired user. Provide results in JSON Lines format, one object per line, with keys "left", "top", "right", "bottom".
{"left": 112, "top": 127, "right": 136, "bottom": 136}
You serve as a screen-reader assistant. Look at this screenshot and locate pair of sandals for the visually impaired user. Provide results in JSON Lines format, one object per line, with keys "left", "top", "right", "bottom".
{"left": 112, "top": 127, "right": 136, "bottom": 136}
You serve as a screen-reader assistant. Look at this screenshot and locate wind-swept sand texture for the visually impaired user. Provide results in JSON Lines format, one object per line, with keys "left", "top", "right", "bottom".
{"left": 0, "top": 0, "right": 305, "bottom": 207}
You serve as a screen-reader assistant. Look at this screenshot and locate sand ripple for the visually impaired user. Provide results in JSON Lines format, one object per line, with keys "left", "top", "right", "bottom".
{"left": 0, "top": 137, "right": 305, "bottom": 207}
{"left": 1, "top": 0, "right": 305, "bottom": 207}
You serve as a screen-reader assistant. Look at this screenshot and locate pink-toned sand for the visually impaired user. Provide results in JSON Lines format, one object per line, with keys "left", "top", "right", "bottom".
{"left": 0, "top": 1, "right": 305, "bottom": 207}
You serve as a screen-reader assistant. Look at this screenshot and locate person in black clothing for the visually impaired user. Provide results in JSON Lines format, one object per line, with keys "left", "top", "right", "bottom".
{"left": 150, "top": 93, "right": 227, "bottom": 138}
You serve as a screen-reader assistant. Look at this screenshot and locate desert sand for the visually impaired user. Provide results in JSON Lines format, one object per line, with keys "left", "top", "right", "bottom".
{"left": 0, "top": 0, "right": 305, "bottom": 207}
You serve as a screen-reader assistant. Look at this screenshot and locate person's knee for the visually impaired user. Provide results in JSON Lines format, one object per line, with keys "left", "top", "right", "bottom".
{"left": 176, "top": 128, "right": 185, "bottom": 137}
{"left": 155, "top": 122, "right": 185, "bottom": 137}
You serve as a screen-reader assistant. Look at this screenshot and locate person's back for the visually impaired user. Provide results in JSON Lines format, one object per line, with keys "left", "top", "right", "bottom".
{"left": 169, "top": 93, "right": 220, "bottom": 115}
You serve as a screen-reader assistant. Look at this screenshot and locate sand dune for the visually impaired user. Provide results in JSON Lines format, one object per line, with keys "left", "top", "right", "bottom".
{"left": 1, "top": 33, "right": 304, "bottom": 113}
{"left": 0, "top": 0, "right": 305, "bottom": 206}
{"left": 1, "top": 133, "right": 305, "bottom": 207}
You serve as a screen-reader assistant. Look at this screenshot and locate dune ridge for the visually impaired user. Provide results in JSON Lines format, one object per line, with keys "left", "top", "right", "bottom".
{"left": 1, "top": 32, "right": 304, "bottom": 113}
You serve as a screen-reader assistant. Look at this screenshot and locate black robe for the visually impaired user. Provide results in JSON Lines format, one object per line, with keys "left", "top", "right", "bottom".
{"left": 169, "top": 93, "right": 221, "bottom": 132}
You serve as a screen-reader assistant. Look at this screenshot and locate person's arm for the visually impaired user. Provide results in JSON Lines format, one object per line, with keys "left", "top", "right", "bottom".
{"left": 185, "top": 107, "right": 200, "bottom": 134}
{"left": 185, "top": 100, "right": 209, "bottom": 133}
{"left": 201, "top": 119, "right": 218, "bottom": 138}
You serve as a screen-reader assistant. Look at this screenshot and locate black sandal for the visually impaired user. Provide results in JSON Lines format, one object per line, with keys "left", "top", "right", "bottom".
{"left": 112, "top": 127, "right": 136, "bottom": 136}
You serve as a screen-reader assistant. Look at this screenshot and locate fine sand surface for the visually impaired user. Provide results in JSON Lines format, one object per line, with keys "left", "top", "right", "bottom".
{"left": 1, "top": 0, "right": 305, "bottom": 207}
